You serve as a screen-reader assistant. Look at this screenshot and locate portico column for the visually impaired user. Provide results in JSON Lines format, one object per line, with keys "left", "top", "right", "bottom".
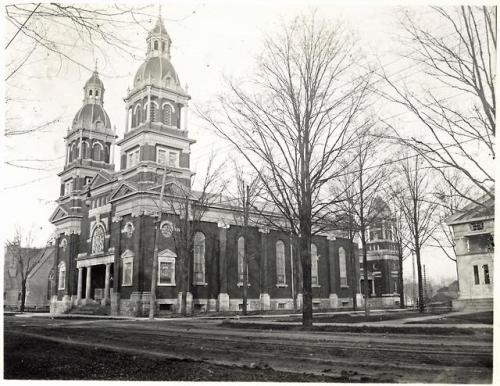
{"left": 104, "top": 263, "right": 111, "bottom": 304}
{"left": 85, "top": 266, "right": 92, "bottom": 303}
{"left": 77, "top": 267, "right": 83, "bottom": 302}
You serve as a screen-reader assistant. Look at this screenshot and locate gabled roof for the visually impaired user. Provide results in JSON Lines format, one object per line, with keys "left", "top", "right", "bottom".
{"left": 445, "top": 191, "right": 495, "bottom": 225}
{"left": 49, "top": 203, "right": 70, "bottom": 223}
{"left": 90, "top": 170, "right": 115, "bottom": 189}
{"left": 109, "top": 180, "right": 139, "bottom": 201}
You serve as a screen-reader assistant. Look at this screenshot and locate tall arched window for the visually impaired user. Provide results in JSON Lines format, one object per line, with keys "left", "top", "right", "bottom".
{"left": 276, "top": 240, "right": 286, "bottom": 285}
{"left": 193, "top": 232, "right": 205, "bottom": 284}
{"left": 162, "top": 104, "right": 172, "bottom": 125}
{"left": 311, "top": 243, "right": 319, "bottom": 286}
{"left": 58, "top": 261, "right": 66, "bottom": 290}
{"left": 154, "top": 40, "right": 158, "bottom": 50}
{"left": 91, "top": 225, "right": 105, "bottom": 254}
{"left": 92, "top": 142, "right": 103, "bottom": 161}
{"left": 135, "top": 104, "right": 142, "bottom": 124}
{"left": 339, "top": 247, "right": 347, "bottom": 286}
{"left": 237, "top": 236, "right": 245, "bottom": 283}
{"left": 150, "top": 101, "right": 158, "bottom": 122}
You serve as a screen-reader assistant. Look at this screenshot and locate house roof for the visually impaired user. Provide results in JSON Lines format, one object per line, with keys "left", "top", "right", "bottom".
{"left": 445, "top": 191, "right": 495, "bottom": 225}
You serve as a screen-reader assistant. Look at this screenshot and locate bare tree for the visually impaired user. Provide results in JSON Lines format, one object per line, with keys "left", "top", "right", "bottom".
{"left": 5, "top": 228, "right": 51, "bottom": 312}
{"left": 150, "top": 156, "right": 226, "bottom": 316}
{"left": 228, "top": 164, "right": 263, "bottom": 315}
{"left": 381, "top": 6, "right": 496, "bottom": 203}
{"left": 200, "top": 14, "right": 371, "bottom": 328}
{"left": 389, "top": 155, "right": 439, "bottom": 313}
{"left": 431, "top": 170, "right": 475, "bottom": 291}
{"left": 332, "top": 126, "right": 388, "bottom": 318}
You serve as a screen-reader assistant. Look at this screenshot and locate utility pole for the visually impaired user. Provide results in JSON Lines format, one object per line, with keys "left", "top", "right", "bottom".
{"left": 149, "top": 162, "right": 170, "bottom": 320}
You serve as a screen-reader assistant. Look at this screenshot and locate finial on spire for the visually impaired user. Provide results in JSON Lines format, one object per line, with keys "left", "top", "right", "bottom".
{"left": 94, "top": 58, "right": 98, "bottom": 73}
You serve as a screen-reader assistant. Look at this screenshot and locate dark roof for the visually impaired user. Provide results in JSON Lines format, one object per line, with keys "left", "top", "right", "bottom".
{"left": 72, "top": 103, "right": 112, "bottom": 131}
{"left": 134, "top": 56, "right": 180, "bottom": 88}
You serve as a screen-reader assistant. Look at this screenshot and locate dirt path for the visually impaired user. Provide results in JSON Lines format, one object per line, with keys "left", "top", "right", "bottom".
{"left": 4, "top": 316, "right": 493, "bottom": 383}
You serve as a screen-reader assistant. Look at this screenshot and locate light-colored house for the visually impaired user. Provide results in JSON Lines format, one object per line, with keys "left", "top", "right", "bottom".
{"left": 446, "top": 192, "right": 494, "bottom": 311}
{"left": 4, "top": 246, "right": 56, "bottom": 310}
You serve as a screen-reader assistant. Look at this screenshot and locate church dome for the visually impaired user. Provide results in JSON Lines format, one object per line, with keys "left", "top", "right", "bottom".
{"left": 133, "top": 56, "right": 181, "bottom": 89}
{"left": 85, "top": 71, "right": 105, "bottom": 89}
{"left": 72, "top": 103, "right": 112, "bottom": 131}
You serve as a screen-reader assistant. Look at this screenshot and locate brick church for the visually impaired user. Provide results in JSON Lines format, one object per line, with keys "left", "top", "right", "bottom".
{"left": 49, "top": 16, "right": 401, "bottom": 316}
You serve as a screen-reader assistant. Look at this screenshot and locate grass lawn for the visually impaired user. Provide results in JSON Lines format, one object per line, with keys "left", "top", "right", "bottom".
{"left": 407, "top": 311, "right": 493, "bottom": 325}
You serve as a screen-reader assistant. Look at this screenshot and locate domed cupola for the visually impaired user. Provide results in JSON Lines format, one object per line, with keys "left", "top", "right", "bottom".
{"left": 132, "top": 16, "right": 183, "bottom": 92}
{"left": 72, "top": 69, "right": 112, "bottom": 132}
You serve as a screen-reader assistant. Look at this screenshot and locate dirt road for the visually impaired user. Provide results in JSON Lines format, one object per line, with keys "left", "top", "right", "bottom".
{"left": 4, "top": 315, "right": 493, "bottom": 383}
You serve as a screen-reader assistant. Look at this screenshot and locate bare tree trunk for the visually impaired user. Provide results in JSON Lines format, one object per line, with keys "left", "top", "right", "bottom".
{"left": 415, "top": 244, "right": 425, "bottom": 313}
{"left": 300, "top": 228, "right": 313, "bottom": 328}
{"left": 20, "top": 279, "right": 27, "bottom": 313}
{"left": 349, "top": 240, "right": 357, "bottom": 311}
{"left": 398, "top": 246, "right": 405, "bottom": 308}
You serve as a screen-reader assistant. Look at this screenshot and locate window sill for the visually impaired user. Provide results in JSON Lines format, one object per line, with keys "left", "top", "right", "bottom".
{"left": 122, "top": 283, "right": 133, "bottom": 287}
{"left": 312, "top": 284, "right": 321, "bottom": 288}
{"left": 158, "top": 283, "right": 176, "bottom": 287}
{"left": 193, "top": 282, "right": 208, "bottom": 286}
{"left": 340, "top": 285, "right": 350, "bottom": 289}
{"left": 237, "top": 282, "right": 251, "bottom": 287}
{"left": 276, "top": 284, "right": 288, "bottom": 288}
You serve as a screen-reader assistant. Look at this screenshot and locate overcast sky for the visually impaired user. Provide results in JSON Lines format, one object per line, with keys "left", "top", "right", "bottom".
{"left": 3, "top": 0, "right": 489, "bottom": 285}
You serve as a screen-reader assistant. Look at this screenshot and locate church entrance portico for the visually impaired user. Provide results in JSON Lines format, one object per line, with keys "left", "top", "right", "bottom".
{"left": 76, "top": 254, "right": 114, "bottom": 305}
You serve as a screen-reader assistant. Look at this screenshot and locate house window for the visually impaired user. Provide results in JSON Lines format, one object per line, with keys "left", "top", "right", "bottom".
{"left": 483, "top": 264, "right": 490, "bottom": 284}
{"left": 157, "top": 147, "right": 179, "bottom": 168}
{"left": 311, "top": 243, "right": 319, "bottom": 286}
{"left": 470, "top": 222, "right": 484, "bottom": 231}
{"left": 64, "top": 180, "right": 72, "bottom": 196}
{"left": 58, "top": 262, "right": 66, "bottom": 290}
{"left": 473, "top": 265, "right": 480, "bottom": 285}
{"left": 154, "top": 40, "right": 158, "bottom": 50}
{"left": 339, "top": 247, "right": 348, "bottom": 287}
{"left": 193, "top": 232, "right": 205, "bottom": 284}
{"left": 127, "top": 147, "right": 140, "bottom": 168}
{"left": 121, "top": 250, "right": 134, "bottom": 286}
{"left": 238, "top": 236, "right": 245, "bottom": 283}
{"left": 91, "top": 225, "right": 105, "bottom": 254}
{"left": 276, "top": 240, "right": 286, "bottom": 285}
{"left": 158, "top": 253, "right": 176, "bottom": 286}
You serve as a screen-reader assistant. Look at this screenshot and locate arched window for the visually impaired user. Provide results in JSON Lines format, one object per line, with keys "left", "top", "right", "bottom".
{"left": 135, "top": 104, "right": 142, "bottom": 124}
{"left": 238, "top": 236, "right": 245, "bottom": 283}
{"left": 339, "top": 247, "right": 347, "bottom": 287}
{"left": 154, "top": 40, "right": 158, "bottom": 50}
{"left": 193, "top": 232, "right": 205, "bottom": 284}
{"left": 89, "top": 90, "right": 93, "bottom": 96}
{"left": 81, "top": 141, "right": 89, "bottom": 159}
{"left": 95, "top": 89, "right": 99, "bottom": 97}
{"left": 58, "top": 261, "right": 66, "bottom": 290}
{"left": 150, "top": 101, "right": 158, "bottom": 122}
{"left": 93, "top": 142, "right": 103, "bottom": 161}
{"left": 71, "top": 142, "right": 79, "bottom": 160}
{"left": 276, "top": 240, "right": 286, "bottom": 285}
{"left": 311, "top": 243, "right": 319, "bottom": 286}
{"left": 91, "top": 225, "right": 105, "bottom": 254}
{"left": 162, "top": 104, "right": 172, "bottom": 125}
